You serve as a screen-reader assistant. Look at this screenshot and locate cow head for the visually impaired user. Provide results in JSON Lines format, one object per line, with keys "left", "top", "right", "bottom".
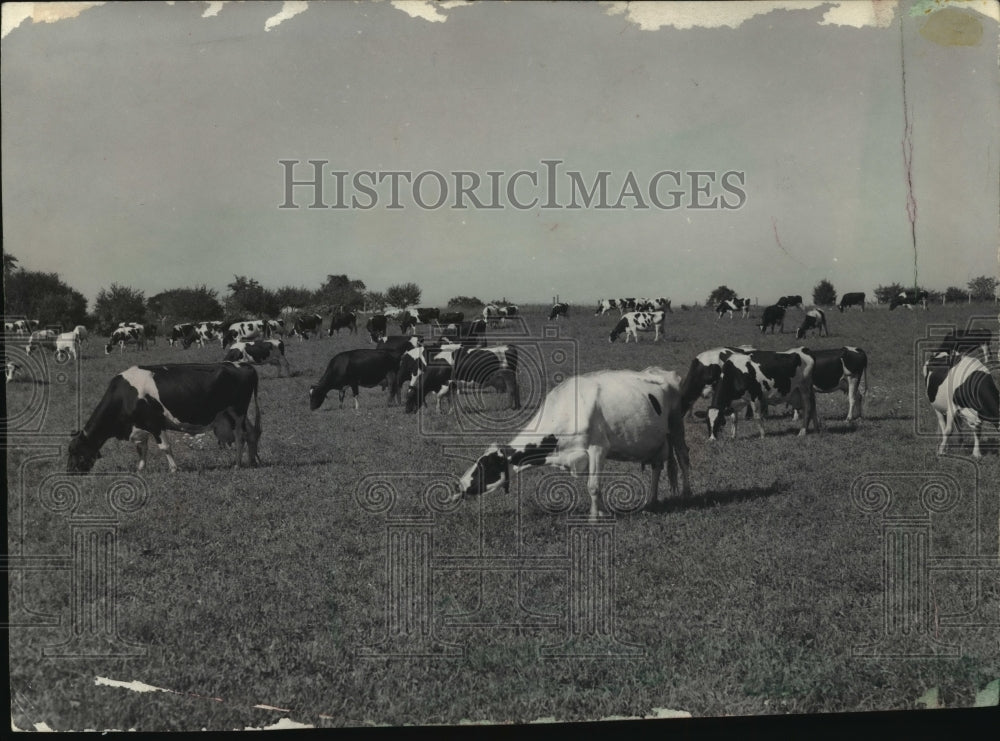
{"left": 609, "top": 317, "right": 628, "bottom": 343}
{"left": 308, "top": 385, "right": 327, "bottom": 411}
{"left": 67, "top": 430, "right": 101, "bottom": 472}
{"left": 456, "top": 444, "right": 512, "bottom": 498}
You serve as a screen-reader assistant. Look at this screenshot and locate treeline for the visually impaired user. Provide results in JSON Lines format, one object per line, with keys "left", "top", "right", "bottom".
{"left": 705, "top": 276, "right": 998, "bottom": 308}
{"left": 3, "top": 254, "right": 491, "bottom": 333}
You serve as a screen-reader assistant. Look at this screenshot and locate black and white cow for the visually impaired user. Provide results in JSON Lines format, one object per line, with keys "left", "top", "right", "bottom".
{"left": 924, "top": 352, "right": 999, "bottom": 459}
{"left": 654, "top": 297, "right": 673, "bottom": 313}
{"left": 678, "top": 346, "right": 758, "bottom": 417}
{"left": 415, "top": 308, "right": 440, "bottom": 324}
{"left": 890, "top": 290, "right": 929, "bottom": 311}
{"left": 838, "top": 292, "right": 865, "bottom": 312}
{"left": 309, "top": 349, "right": 403, "bottom": 410}
{"left": 794, "top": 346, "right": 868, "bottom": 422}
{"left": 168, "top": 323, "right": 197, "bottom": 347}
{"left": 327, "top": 311, "right": 358, "bottom": 336}
{"left": 10, "top": 320, "right": 39, "bottom": 336}
{"left": 482, "top": 304, "right": 501, "bottom": 327}
{"left": 795, "top": 308, "right": 828, "bottom": 339}
{"left": 398, "top": 311, "right": 418, "bottom": 335}
{"left": 366, "top": 314, "right": 389, "bottom": 343}
{"left": 758, "top": 305, "right": 786, "bottom": 334}
{"left": 634, "top": 298, "right": 655, "bottom": 312}
{"left": 609, "top": 311, "right": 665, "bottom": 343}
{"left": 373, "top": 335, "right": 424, "bottom": 403}
{"left": 67, "top": 363, "right": 262, "bottom": 472}
{"left": 549, "top": 303, "right": 569, "bottom": 321}
{"left": 25, "top": 330, "right": 58, "bottom": 356}
{"left": 454, "top": 367, "right": 692, "bottom": 519}
{"left": 290, "top": 313, "right": 324, "bottom": 340}
{"left": 595, "top": 299, "right": 620, "bottom": 316}
{"left": 223, "top": 338, "right": 291, "bottom": 376}
{"left": 933, "top": 329, "right": 994, "bottom": 365}
{"left": 707, "top": 348, "right": 820, "bottom": 440}
{"left": 223, "top": 320, "right": 270, "bottom": 348}
{"left": 439, "top": 311, "right": 464, "bottom": 325}
{"left": 715, "top": 298, "right": 750, "bottom": 320}
{"left": 776, "top": 295, "right": 803, "bottom": 311}
{"left": 105, "top": 326, "right": 146, "bottom": 354}
{"left": 404, "top": 344, "right": 520, "bottom": 414}
{"left": 54, "top": 329, "right": 84, "bottom": 361}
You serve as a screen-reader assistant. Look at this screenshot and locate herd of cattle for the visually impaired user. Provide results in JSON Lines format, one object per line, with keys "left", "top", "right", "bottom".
{"left": 5, "top": 294, "right": 998, "bottom": 518}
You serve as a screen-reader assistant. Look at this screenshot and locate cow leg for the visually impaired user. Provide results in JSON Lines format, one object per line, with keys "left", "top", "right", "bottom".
{"left": 933, "top": 408, "right": 950, "bottom": 455}
{"left": 130, "top": 429, "right": 150, "bottom": 472}
{"left": 846, "top": 377, "right": 860, "bottom": 421}
{"left": 338, "top": 389, "right": 346, "bottom": 409}
{"left": 586, "top": 445, "right": 607, "bottom": 520}
{"left": 808, "top": 389, "right": 822, "bottom": 432}
{"left": 352, "top": 384, "right": 360, "bottom": 411}
{"left": 153, "top": 432, "right": 178, "bottom": 472}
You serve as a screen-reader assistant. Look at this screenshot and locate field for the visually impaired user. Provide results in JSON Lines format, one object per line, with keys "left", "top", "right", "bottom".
{"left": 6, "top": 303, "right": 1000, "bottom": 730}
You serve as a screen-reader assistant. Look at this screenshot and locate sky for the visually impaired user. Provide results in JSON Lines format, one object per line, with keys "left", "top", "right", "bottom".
{"left": 2, "top": 0, "right": 998, "bottom": 309}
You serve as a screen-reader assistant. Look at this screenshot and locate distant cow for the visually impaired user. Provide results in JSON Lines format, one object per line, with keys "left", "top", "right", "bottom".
{"left": 609, "top": 311, "right": 665, "bottom": 343}
{"left": 404, "top": 344, "right": 520, "bottom": 414}
{"left": 776, "top": 295, "right": 803, "bottom": 311}
{"left": 10, "top": 319, "right": 40, "bottom": 336}
{"left": 309, "top": 349, "right": 402, "bottom": 410}
{"left": 168, "top": 323, "right": 197, "bottom": 348}
{"left": 654, "top": 298, "right": 673, "bottom": 313}
{"left": 399, "top": 311, "right": 418, "bottom": 335}
{"left": 795, "top": 308, "right": 828, "bottom": 339}
{"left": 54, "top": 329, "right": 83, "bottom": 361}
{"left": 223, "top": 338, "right": 291, "bottom": 376}
{"left": 707, "top": 348, "right": 820, "bottom": 440}
{"left": 67, "top": 363, "right": 262, "bottom": 472}
{"left": 223, "top": 320, "right": 268, "bottom": 348}
{"left": 595, "top": 299, "right": 619, "bottom": 316}
{"left": 924, "top": 352, "right": 999, "bottom": 459}
{"left": 415, "top": 308, "right": 440, "bottom": 324}
{"left": 890, "top": 290, "right": 929, "bottom": 311}
{"left": 758, "top": 305, "right": 786, "bottom": 334}
{"left": 437, "top": 319, "right": 487, "bottom": 348}
{"left": 716, "top": 298, "right": 750, "bottom": 320}
{"left": 291, "top": 313, "right": 324, "bottom": 340}
{"left": 838, "top": 292, "right": 865, "bottom": 312}
{"left": 26, "top": 330, "right": 58, "bottom": 356}
{"left": 105, "top": 326, "right": 146, "bottom": 354}
{"left": 366, "top": 314, "right": 389, "bottom": 343}
{"left": 795, "top": 346, "right": 868, "bottom": 422}
{"left": 678, "top": 346, "right": 758, "bottom": 418}
{"left": 549, "top": 303, "right": 569, "bottom": 321}
{"left": 483, "top": 304, "right": 502, "bottom": 327}
{"left": 328, "top": 312, "right": 358, "bottom": 336}
{"left": 454, "top": 367, "right": 692, "bottom": 519}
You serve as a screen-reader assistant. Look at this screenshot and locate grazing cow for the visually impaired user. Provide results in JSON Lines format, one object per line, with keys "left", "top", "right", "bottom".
{"left": 595, "top": 299, "right": 619, "bottom": 316}
{"left": 415, "top": 308, "right": 440, "bottom": 324}
{"left": 290, "top": 313, "right": 324, "bottom": 340}
{"left": 549, "top": 303, "right": 569, "bottom": 321}
{"left": 678, "top": 346, "right": 758, "bottom": 417}
{"left": 371, "top": 335, "right": 424, "bottom": 402}
{"left": 223, "top": 338, "right": 291, "bottom": 376}
{"left": 366, "top": 314, "right": 389, "bottom": 343}
{"left": 654, "top": 298, "right": 673, "bottom": 313}
{"left": 72, "top": 325, "right": 89, "bottom": 343}
{"left": 196, "top": 321, "right": 224, "bottom": 346}
{"left": 327, "top": 311, "right": 358, "bottom": 336}
{"left": 716, "top": 299, "right": 749, "bottom": 320}
{"left": 67, "top": 363, "right": 262, "bottom": 473}
{"left": 11, "top": 320, "right": 39, "bottom": 336}
{"left": 454, "top": 367, "right": 693, "bottom": 519}
{"left": 795, "top": 308, "right": 828, "bottom": 339}
{"left": 776, "top": 295, "right": 803, "bottom": 311}
{"left": 309, "top": 349, "right": 403, "bottom": 410}
{"left": 890, "top": 290, "right": 929, "bottom": 311}
{"left": 707, "top": 348, "right": 820, "bottom": 440}
{"left": 838, "top": 292, "right": 865, "bottom": 312}
{"left": 791, "top": 346, "right": 868, "bottom": 421}
{"left": 105, "top": 326, "right": 146, "bottom": 354}
{"left": 439, "top": 311, "right": 464, "bottom": 325}
{"left": 404, "top": 344, "right": 520, "bottom": 414}
{"left": 609, "top": 311, "right": 665, "bottom": 343}
{"left": 924, "top": 352, "right": 999, "bottom": 459}
{"left": 26, "top": 330, "right": 58, "bottom": 356}
{"left": 933, "top": 329, "right": 994, "bottom": 365}
{"left": 633, "top": 298, "right": 655, "bottom": 312}
{"left": 758, "top": 305, "right": 786, "bottom": 334}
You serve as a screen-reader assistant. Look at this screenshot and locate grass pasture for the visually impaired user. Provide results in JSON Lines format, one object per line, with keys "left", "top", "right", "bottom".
{"left": 6, "top": 303, "right": 1000, "bottom": 729}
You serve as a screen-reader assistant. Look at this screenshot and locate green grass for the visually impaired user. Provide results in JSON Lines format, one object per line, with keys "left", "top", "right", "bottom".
{"left": 6, "top": 303, "right": 1000, "bottom": 729}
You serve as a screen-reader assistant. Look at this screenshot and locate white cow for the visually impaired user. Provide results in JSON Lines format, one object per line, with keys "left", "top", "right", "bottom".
{"left": 54, "top": 330, "right": 82, "bottom": 361}
{"left": 455, "top": 367, "right": 693, "bottom": 519}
